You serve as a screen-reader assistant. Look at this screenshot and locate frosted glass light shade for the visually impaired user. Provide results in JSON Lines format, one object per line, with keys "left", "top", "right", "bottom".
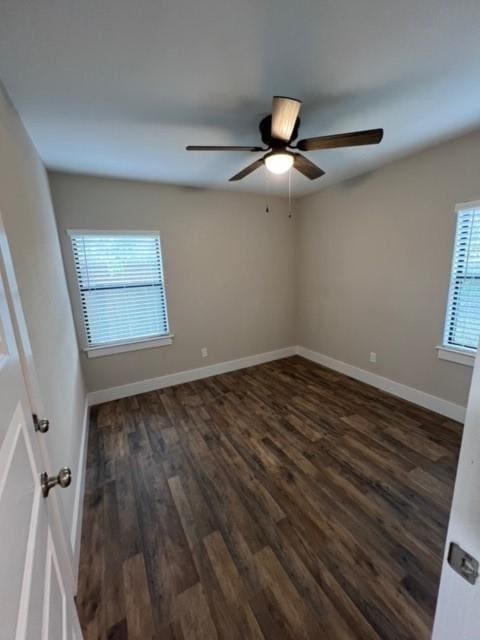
{"left": 264, "top": 152, "right": 294, "bottom": 175}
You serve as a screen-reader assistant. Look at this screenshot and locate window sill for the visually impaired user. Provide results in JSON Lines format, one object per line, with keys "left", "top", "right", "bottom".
{"left": 85, "top": 335, "right": 174, "bottom": 358}
{"left": 436, "top": 345, "right": 476, "bottom": 367}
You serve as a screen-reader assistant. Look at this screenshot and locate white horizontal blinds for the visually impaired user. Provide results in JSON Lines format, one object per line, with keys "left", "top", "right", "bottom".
{"left": 71, "top": 233, "right": 169, "bottom": 347}
{"left": 444, "top": 207, "right": 480, "bottom": 350}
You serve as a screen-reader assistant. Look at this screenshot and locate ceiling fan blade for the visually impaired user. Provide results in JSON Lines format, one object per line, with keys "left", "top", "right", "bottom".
{"left": 229, "top": 158, "right": 265, "bottom": 181}
{"left": 271, "top": 96, "right": 302, "bottom": 142}
{"left": 186, "top": 145, "right": 264, "bottom": 151}
{"left": 293, "top": 154, "right": 325, "bottom": 180}
{"left": 297, "top": 128, "right": 384, "bottom": 151}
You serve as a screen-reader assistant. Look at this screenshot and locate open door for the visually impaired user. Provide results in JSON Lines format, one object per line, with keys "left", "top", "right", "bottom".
{"left": 433, "top": 352, "right": 480, "bottom": 639}
{"left": 0, "top": 222, "right": 82, "bottom": 638}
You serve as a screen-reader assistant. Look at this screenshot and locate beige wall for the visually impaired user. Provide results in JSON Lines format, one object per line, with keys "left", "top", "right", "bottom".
{"left": 49, "top": 129, "right": 480, "bottom": 407}
{"left": 296, "top": 130, "right": 480, "bottom": 407}
{"left": 0, "top": 85, "right": 86, "bottom": 535}
{"left": 49, "top": 172, "right": 296, "bottom": 392}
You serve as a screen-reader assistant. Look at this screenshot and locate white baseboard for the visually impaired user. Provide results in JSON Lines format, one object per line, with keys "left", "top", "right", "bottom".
{"left": 70, "top": 397, "right": 90, "bottom": 591}
{"left": 87, "top": 346, "right": 296, "bottom": 406}
{"left": 86, "top": 343, "right": 465, "bottom": 422}
{"left": 296, "top": 346, "right": 466, "bottom": 423}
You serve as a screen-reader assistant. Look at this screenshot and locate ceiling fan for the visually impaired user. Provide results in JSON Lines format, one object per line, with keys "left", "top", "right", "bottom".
{"left": 186, "top": 96, "right": 384, "bottom": 182}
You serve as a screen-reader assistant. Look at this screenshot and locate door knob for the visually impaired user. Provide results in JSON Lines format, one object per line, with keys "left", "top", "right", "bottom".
{"left": 41, "top": 467, "right": 72, "bottom": 498}
{"left": 33, "top": 414, "right": 49, "bottom": 434}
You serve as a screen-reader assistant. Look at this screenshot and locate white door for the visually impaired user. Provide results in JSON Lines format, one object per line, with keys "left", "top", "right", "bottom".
{"left": 0, "top": 235, "right": 81, "bottom": 638}
{"left": 433, "top": 352, "right": 480, "bottom": 639}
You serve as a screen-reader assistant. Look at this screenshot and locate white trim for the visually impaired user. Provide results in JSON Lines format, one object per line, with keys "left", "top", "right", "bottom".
{"left": 87, "top": 343, "right": 467, "bottom": 421}
{"left": 70, "top": 399, "right": 89, "bottom": 591}
{"left": 454, "top": 199, "right": 480, "bottom": 212}
{"left": 67, "top": 230, "right": 171, "bottom": 353}
{"left": 41, "top": 537, "right": 53, "bottom": 640}
{"left": 85, "top": 334, "right": 174, "bottom": 358}
{"left": 0, "top": 408, "right": 22, "bottom": 498}
{"left": 67, "top": 228, "right": 160, "bottom": 236}
{"left": 296, "top": 346, "right": 466, "bottom": 423}
{"left": 15, "top": 490, "right": 41, "bottom": 640}
{"left": 87, "top": 347, "right": 296, "bottom": 405}
{"left": 436, "top": 345, "right": 475, "bottom": 367}
{"left": 442, "top": 204, "right": 480, "bottom": 351}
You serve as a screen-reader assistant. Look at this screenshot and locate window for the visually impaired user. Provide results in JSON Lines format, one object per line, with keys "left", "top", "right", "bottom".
{"left": 439, "top": 202, "right": 480, "bottom": 366}
{"left": 69, "top": 231, "right": 171, "bottom": 356}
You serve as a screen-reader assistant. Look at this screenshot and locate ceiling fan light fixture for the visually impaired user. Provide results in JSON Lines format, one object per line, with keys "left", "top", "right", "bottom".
{"left": 187, "top": 96, "right": 383, "bottom": 183}
{"left": 264, "top": 151, "right": 294, "bottom": 175}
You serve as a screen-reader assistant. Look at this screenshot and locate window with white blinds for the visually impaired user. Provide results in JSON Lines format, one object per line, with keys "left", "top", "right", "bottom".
{"left": 444, "top": 204, "right": 480, "bottom": 352}
{"left": 70, "top": 232, "right": 170, "bottom": 349}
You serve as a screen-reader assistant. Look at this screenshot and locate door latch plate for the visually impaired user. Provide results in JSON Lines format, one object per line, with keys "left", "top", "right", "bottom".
{"left": 448, "top": 542, "right": 479, "bottom": 585}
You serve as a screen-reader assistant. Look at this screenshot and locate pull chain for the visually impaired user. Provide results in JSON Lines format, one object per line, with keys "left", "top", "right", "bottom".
{"left": 288, "top": 168, "right": 293, "bottom": 218}
{"left": 265, "top": 167, "right": 270, "bottom": 213}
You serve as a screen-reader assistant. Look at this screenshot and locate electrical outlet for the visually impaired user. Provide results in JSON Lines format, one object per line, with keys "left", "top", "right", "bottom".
{"left": 201, "top": 347, "right": 208, "bottom": 358}
{"left": 369, "top": 352, "right": 377, "bottom": 363}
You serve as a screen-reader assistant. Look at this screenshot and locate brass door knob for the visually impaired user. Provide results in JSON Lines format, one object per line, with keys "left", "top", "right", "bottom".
{"left": 41, "top": 467, "right": 72, "bottom": 498}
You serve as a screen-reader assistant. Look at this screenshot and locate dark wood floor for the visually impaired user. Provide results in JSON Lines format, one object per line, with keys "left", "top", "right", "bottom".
{"left": 76, "top": 356, "right": 462, "bottom": 640}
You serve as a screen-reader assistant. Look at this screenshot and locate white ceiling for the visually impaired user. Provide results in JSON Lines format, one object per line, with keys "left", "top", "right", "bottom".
{"left": 1, "top": 0, "right": 480, "bottom": 196}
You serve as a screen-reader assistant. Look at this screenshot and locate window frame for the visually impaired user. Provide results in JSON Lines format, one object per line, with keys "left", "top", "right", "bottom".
{"left": 67, "top": 229, "right": 173, "bottom": 358}
{"left": 437, "top": 201, "right": 480, "bottom": 367}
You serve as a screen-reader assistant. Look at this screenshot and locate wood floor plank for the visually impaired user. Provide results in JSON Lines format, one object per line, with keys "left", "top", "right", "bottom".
{"left": 203, "top": 531, "right": 247, "bottom": 606}
{"left": 76, "top": 486, "right": 105, "bottom": 635}
{"left": 123, "top": 553, "right": 155, "bottom": 639}
{"left": 190, "top": 535, "right": 252, "bottom": 640}
{"left": 132, "top": 451, "right": 199, "bottom": 628}
{"left": 115, "top": 459, "right": 142, "bottom": 561}
{"left": 254, "top": 546, "right": 324, "bottom": 640}
{"left": 103, "top": 481, "right": 126, "bottom": 629}
{"left": 169, "top": 475, "right": 201, "bottom": 551}
{"left": 277, "top": 518, "right": 382, "bottom": 640}
{"left": 176, "top": 582, "right": 218, "bottom": 640}
{"left": 106, "top": 618, "right": 128, "bottom": 640}
{"left": 76, "top": 356, "right": 462, "bottom": 639}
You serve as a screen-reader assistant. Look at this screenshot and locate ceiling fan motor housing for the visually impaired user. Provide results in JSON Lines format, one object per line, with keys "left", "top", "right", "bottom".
{"left": 259, "top": 115, "right": 300, "bottom": 149}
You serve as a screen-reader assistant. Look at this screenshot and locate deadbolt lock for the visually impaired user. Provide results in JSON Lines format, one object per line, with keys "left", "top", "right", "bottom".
{"left": 40, "top": 467, "right": 72, "bottom": 498}
{"left": 32, "top": 414, "right": 49, "bottom": 434}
